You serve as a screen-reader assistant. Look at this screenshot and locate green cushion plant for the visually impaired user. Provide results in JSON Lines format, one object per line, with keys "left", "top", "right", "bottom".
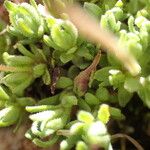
{"left": 0, "top": 0, "right": 150, "bottom": 149}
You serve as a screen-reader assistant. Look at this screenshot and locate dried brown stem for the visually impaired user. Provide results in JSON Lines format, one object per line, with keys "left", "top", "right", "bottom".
{"left": 50, "top": 67, "right": 61, "bottom": 95}
{"left": 111, "top": 133, "right": 144, "bottom": 150}
{"left": 0, "top": 65, "right": 17, "bottom": 72}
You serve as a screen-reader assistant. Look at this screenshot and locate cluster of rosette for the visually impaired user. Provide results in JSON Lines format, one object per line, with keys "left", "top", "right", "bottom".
{"left": 0, "top": 0, "right": 150, "bottom": 149}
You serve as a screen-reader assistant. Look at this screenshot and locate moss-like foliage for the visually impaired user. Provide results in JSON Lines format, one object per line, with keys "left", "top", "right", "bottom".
{"left": 0, "top": 0, "right": 150, "bottom": 149}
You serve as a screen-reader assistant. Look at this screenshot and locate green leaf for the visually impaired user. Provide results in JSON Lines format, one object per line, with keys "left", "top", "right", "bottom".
{"left": 11, "top": 76, "right": 33, "bottom": 96}
{"left": 25, "top": 129, "right": 36, "bottom": 140}
{"left": 43, "top": 35, "right": 60, "bottom": 50}
{"left": 3, "top": 52, "right": 34, "bottom": 66}
{"left": 16, "top": 97, "right": 36, "bottom": 107}
{"left": 46, "top": 118, "right": 64, "bottom": 130}
{"left": 78, "top": 99, "right": 91, "bottom": 112}
{"left": 51, "top": 21, "right": 78, "bottom": 50}
{"left": 84, "top": 2, "right": 102, "bottom": 19}
{"left": 16, "top": 43, "right": 35, "bottom": 58}
{"left": 38, "top": 94, "right": 60, "bottom": 105}
{"left": 98, "top": 104, "right": 110, "bottom": 124}
{"left": 85, "top": 92, "right": 100, "bottom": 105}
{"left": 56, "top": 77, "right": 73, "bottom": 89}
{"left": 72, "top": 56, "right": 90, "bottom": 69}
{"left": 60, "top": 135, "right": 80, "bottom": 150}
{"left": 68, "top": 65, "right": 80, "bottom": 79}
{"left": 78, "top": 111, "right": 94, "bottom": 123}
{"left": 96, "top": 86, "right": 109, "bottom": 102}
{"left": 138, "top": 85, "right": 150, "bottom": 108}
{"left": 26, "top": 105, "right": 61, "bottom": 113}
{"left": 107, "top": 53, "right": 122, "bottom": 67}
{"left": 124, "top": 77, "right": 141, "bottom": 93}
{"left": 94, "top": 67, "right": 113, "bottom": 83}
{"left": 76, "top": 46, "right": 93, "bottom": 60}
{"left": 109, "top": 107, "right": 125, "bottom": 120}
{"left": 4, "top": 0, "right": 17, "bottom": 12}
{"left": 0, "top": 105, "right": 20, "bottom": 127}
{"left": 70, "top": 122, "right": 84, "bottom": 134}
{"left": 60, "top": 53, "right": 74, "bottom": 63}
{"left": 118, "top": 86, "right": 133, "bottom": 107}
{"left": 109, "top": 69, "right": 125, "bottom": 88}
{"left": 33, "top": 135, "right": 59, "bottom": 148}
{"left": 17, "top": 18, "right": 34, "bottom": 36}
{"left": 61, "top": 95, "right": 78, "bottom": 107}
{"left": 0, "top": 86, "right": 9, "bottom": 101}
{"left": 2, "top": 73, "right": 29, "bottom": 85}
{"left": 76, "top": 141, "right": 88, "bottom": 150}
{"left": 33, "top": 64, "right": 46, "bottom": 78}
{"left": 29, "top": 109, "right": 62, "bottom": 121}
{"left": 42, "top": 68, "right": 51, "bottom": 85}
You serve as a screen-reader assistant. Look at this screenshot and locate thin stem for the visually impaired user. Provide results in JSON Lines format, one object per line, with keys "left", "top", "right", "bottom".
{"left": 0, "top": 65, "right": 18, "bottom": 72}
{"left": 0, "top": 65, "right": 32, "bottom": 72}
{"left": 121, "top": 138, "right": 126, "bottom": 150}
{"left": 111, "top": 133, "right": 144, "bottom": 150}
{"left": 13, "top": 111, "right": 24, "bottom": 133}
{"left": 57, "top": 130, "right": 71, "bottom": 136}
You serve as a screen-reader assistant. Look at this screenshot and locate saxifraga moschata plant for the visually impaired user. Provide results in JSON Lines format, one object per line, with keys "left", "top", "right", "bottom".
{"left": 0, "top": 0, "right": 150, "bottom": 149}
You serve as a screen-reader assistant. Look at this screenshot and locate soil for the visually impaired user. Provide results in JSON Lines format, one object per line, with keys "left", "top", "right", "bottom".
{"left": 0, "top": 122, "right": 59, "bottom": 150}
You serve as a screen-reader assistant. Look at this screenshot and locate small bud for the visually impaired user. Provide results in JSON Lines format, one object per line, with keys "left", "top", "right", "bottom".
{"left": 78, "top": 111, "right": 94, "bottom": 123}
{"left": 98, "top": 104, "right": 110, "bottom": 124}
{"left": 51, "top": 20, "right": 78, "bottom": 50}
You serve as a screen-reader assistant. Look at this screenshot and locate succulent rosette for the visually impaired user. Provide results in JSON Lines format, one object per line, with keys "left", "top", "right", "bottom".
{"left": 4, "top": 0, "right": 44, "bottom": 38}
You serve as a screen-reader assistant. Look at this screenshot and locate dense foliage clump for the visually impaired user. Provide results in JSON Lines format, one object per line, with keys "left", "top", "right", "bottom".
{"left": 0, "top": 0, "right": 150, "bottom": 149}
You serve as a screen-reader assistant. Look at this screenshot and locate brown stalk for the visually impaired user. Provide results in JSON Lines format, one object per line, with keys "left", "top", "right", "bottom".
{"left": 111, "top": 133, "right": 144, "bottom": 150}
{"left": 50, "top": 67, "right": 61, "bottom": 95}
{"left": 0, "top": 65, "right": 17, "bottom": 72}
